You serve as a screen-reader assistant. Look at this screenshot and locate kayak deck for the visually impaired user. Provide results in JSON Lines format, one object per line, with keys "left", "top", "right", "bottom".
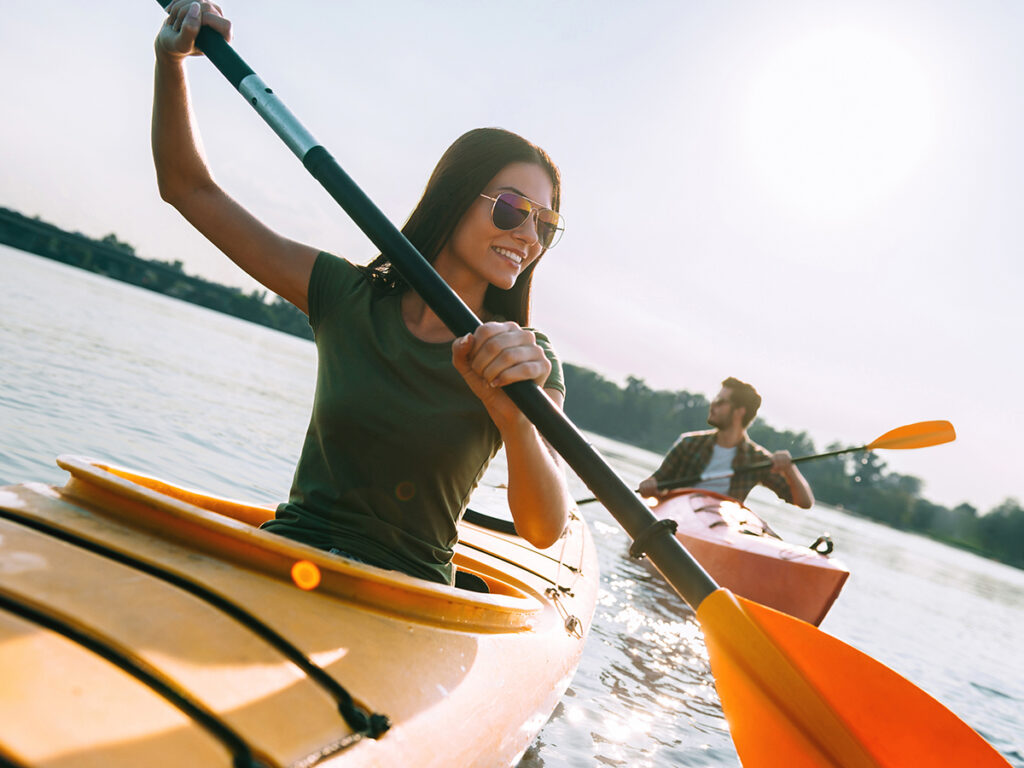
{"left": 0, "top": 455, "right": 598, "bottom": 767}
{"left": 650, "top": 489, "right": 849, "bottom": 626}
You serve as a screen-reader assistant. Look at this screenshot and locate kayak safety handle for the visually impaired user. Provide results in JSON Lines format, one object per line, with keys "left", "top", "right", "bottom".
{"left": 809, "top": 534, "right": 835, "bottom": 556}
{"left": 629, "top": 519, "right": 678, "bottom": 560}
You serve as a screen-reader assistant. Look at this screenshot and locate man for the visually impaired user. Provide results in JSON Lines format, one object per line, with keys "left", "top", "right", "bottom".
{"left": 638, "top": 377, "right": 814, "bottom": 508}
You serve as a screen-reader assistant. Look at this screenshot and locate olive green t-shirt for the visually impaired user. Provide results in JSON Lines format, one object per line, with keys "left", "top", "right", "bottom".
{"left": 262, "top": 252, "right": 564, "bottom": 584}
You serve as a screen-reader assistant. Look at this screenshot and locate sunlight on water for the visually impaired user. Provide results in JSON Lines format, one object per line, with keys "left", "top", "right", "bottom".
{"left": 2, "top": 246, "right": 1022, "bottom": 767}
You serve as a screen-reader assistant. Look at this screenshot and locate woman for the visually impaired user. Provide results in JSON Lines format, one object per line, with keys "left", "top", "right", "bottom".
{"left": 153, "top": 1, "right": 574, "bottom": 585}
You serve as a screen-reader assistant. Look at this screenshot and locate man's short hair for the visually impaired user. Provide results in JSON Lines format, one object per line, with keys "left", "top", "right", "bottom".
{"left": 722, "top": 377, "right": 761, "bottom": 427}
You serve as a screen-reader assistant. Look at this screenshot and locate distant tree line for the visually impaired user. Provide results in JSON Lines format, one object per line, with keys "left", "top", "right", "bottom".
{"left": 563, "top": 364, "right": 1024, "bottom": 570}
{"left": 0, "top": 207, "right": 312, "bottom": 340}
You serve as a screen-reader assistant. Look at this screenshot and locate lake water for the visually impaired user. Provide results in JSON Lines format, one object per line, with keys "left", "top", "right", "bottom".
{"left": 2, "top": 244, "right": 1021, "bottom": 766}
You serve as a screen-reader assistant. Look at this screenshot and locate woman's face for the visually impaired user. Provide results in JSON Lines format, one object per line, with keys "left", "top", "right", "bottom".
{"left": 439, "top": 161, "right": 555, "bottom": 293}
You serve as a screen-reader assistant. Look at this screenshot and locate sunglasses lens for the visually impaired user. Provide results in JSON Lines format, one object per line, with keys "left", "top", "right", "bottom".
{"left": 536, "top": 209, "right": 564, "bottom": 249}
{"left": 491, "top": 193, "right": 531, "bottom": 230}
{"left": 489, "top": 192, "right": 564, "bottom": 249}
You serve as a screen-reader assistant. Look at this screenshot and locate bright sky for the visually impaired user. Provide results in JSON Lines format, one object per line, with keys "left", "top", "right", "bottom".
{"left": 2, "top": 1, "right": 1021, "bottom": 512}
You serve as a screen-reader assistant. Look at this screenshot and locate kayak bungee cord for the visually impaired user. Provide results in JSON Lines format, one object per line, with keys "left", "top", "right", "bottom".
{"left": 160, "top": 8, "right": 1012, "bottom": 767}
{"left": 0, "top": 589, "right": 273, "bottom": 768}
{"left": 0, "top": 505, "right": 391, "bottom": 745}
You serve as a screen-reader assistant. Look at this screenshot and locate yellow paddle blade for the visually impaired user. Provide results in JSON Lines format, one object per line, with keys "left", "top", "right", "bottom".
{"left": 697, "top": 590, "right": 1010, "bottom": 768}
{"left": 866, "top": 420, "right": 956, "bottom": 451}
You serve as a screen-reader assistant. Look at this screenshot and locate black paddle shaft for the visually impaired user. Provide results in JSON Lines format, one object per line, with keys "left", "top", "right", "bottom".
{"left": 170, "top": 19, "right": 718, "bottom": 607}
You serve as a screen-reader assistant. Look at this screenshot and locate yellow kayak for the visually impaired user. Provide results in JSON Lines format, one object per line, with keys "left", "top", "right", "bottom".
{"left": 0, "top": 455, "right": 598, "bottom": 767}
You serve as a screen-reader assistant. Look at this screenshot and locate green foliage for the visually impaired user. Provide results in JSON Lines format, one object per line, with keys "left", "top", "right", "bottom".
{"left": 976, "top": 499, "right": 1024, "bottom": 567}
{"left": 564, "top": 364, "right": 1023, "bottom": 571}
{"left": 748, "top": 421, "right": 816, "bottom": 458}
{"left": 100, "top": 233, "right": 136, "bottom": 254}
{"left": 0, "top": 206, "right": 313, "bottom": 341}
{"left": 562, "top": 365, "right": 707, "bottom": 451}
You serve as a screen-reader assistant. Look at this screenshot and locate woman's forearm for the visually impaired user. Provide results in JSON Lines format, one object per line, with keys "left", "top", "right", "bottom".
{"left": 152, "top": 52, "right": 215, "bottom": 207}
{"left": 501, "top": 403, "right": 572, "bottom": 548}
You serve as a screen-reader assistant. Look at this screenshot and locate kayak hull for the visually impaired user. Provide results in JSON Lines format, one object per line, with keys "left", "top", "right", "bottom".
{"left": 650, "top": 490, "right": 849, "bottom": 626}
{"left": 0, "top": 456, "right": 598, "bottom": 767}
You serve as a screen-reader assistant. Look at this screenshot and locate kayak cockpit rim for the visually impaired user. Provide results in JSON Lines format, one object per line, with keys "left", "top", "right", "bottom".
{"left": 47, "top": 455, "right": 569, "bottom": 634}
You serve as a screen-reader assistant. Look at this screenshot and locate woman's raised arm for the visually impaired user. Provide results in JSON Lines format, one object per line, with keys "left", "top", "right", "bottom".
{"left": 152, "top": 1, "right": 318, "bottom": 313}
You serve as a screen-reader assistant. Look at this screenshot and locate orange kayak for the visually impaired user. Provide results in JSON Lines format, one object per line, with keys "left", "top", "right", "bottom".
{"left": 0, "top": 455, "right": 598, "bottom": 767}
{"left": 649, "top": 489, "right": 849, "bottom": 625}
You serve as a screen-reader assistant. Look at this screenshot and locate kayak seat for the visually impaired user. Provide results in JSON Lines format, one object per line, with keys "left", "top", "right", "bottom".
{"left": 454, "top": 570, "right": 490, "bottom": 593}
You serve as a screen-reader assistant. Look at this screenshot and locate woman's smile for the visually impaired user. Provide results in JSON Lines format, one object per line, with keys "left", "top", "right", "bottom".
{"left": 493, "top": 245, "right": 525, "bottom": 266}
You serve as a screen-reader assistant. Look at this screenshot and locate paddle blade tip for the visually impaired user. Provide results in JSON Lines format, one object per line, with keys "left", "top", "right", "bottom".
{"left": 868, "top": 420, "right": 956, "bottom": 451}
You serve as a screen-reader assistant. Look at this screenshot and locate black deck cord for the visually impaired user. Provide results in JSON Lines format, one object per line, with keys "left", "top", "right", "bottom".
{"left": 458, "top": 539, "right": 560, "bottom": 587}
{"left": 0, "top": 509, "right": 391, "bottom": 740}
{"left": 463, "top": 508, "right": 518, "bottom": 536}
{"left": 0, "top": 590, "right": 271, "bottom": 768}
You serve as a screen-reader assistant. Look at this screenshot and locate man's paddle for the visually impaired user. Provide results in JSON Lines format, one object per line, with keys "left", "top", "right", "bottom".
{"left": 167, "top": 12, "right": 1009, "bottom": 766}
{"left": 577, "top": 420, "right": 956, "bottom": 504}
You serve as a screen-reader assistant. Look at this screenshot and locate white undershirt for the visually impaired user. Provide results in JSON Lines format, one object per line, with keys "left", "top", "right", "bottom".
{"left": 695, "top": 443, "right": 736, "bottom": 495}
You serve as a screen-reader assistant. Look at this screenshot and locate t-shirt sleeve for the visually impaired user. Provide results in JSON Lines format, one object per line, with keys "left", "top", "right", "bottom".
{"left": 307, "top": 252, "right": 366, "bottom": 333}
{"left": 531, "top": 329, "right": 565, "bottom": 396}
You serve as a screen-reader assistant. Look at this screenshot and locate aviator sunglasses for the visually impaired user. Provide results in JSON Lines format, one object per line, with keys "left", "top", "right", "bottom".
{"left": 479, "top": 192, "right": 565, "bottom": 249}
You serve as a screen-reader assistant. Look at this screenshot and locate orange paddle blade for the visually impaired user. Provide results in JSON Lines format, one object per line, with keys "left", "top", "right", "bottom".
{"left": 697, "top": 590, "right": 1009, "bottom": 768}
{"left": 866, "top": 420, "right": 956, "bottom": 451}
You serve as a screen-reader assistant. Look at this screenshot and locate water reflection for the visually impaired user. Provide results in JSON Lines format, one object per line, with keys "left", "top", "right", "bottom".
{"left": 515, "top": 475, "right": 739, "bottom": 767}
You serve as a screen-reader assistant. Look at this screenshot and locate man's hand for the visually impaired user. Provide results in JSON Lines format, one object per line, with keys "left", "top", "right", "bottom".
{"left": 770, "top": 450, "right": 795, "bottom": 475}
{"left": 638, "top": 476, "right": 661, "bottom": 498}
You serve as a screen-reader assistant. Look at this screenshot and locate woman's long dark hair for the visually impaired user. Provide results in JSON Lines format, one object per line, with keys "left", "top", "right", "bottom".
{"left": 360, "top": 127, "right": 561, "bottom": 326}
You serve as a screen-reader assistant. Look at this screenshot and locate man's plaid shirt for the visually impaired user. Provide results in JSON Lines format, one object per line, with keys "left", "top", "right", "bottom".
{"left": 651, "top": 429, "right": 794, "bottom": 503}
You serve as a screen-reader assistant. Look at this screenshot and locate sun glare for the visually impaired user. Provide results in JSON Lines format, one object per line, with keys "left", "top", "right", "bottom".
{"left": 744, "top": 28, "right": 935, "bottom": 221}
